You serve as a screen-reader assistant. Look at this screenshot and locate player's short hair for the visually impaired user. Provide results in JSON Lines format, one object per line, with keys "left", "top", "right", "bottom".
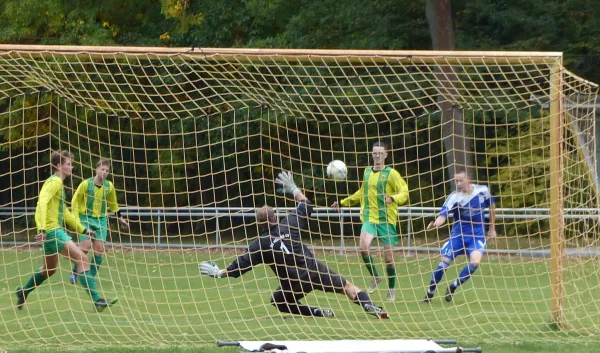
{"left": 454, "top": 166, "right": 470, "bottom": 178}
{"left": 50, "top": 150, "right": 74, "bottom": 168}
{"left": 256, "top": 205, "right": 277, "bottom": 229}
{"left": 96, "top": 159, "right": 111, "bottom": 168}
{"left": 372, "top": 141, "right": 387, "bottom": 151}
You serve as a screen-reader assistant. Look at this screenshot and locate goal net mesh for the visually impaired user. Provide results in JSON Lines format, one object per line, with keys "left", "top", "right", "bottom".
{"left": 0, "top": 47, "right": 598, "bottom": 349}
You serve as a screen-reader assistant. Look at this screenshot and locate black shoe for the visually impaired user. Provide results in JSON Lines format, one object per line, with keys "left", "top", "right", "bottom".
{"left": 422, "top": 292, "right": 434, "bottom": 304}
{"left": 16, "top": 286, "right": 26, "bottom": 310}
{"left": 445, "top": 285, "right": 456, "bottom": 302}
{"left": 95, "top": 298, "right": 118, "bottom": 312}
{"left": 364, "top": 303, "right": 389, "bottom": 319}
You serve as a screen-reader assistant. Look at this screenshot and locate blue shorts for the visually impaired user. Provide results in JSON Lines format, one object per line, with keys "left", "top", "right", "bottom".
{"left": 440, "top": 235, "right": 486, "bottom": 261}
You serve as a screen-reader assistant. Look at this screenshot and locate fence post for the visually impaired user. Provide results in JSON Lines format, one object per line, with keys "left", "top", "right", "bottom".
{"left": 338, "top": 209, "right": 345, "bottom": 256}
{"left": 406, "top": 212, "right": 413, "bottom": 256}
{"left": 215, "top": 210, "right": 220, "bottom": 245}
{"left": 157, "top": 209, "right": 162, "bottom": 245}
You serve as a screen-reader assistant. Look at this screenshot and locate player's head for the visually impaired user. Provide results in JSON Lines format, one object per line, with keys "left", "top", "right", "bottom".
{"left": 453, "top": 166, "right": 471, "bottom": 192}
{"left": 371, "top": 142, "right": 388, "bottom": 166}
{"left": 51, "top": 150, "right": 74, "bottom": 177}
{"left": 256, "top": 205, "right": 277, "bottom": 230}
{"left": 95, "top": 159, "right": 111, "bottom": 181}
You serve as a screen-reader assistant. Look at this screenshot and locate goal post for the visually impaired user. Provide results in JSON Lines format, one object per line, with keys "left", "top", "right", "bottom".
{"left": 549, "top": 59, "right": 564, "bottom": 327}
{"left": 0, "top": 45, "right": 598, "bottom": 350}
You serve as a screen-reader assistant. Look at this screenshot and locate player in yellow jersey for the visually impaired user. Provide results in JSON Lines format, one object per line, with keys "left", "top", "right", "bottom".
{"left": 69, "top": 159, "right": 128, "bottom": 284}
{"left": 331, "top": 142, "right": 409, "bottom": 301}
{"left": 16, "top": 151, "right": 117, "bottom": 312}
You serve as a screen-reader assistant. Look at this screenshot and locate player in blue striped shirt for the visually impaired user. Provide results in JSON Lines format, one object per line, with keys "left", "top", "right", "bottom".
{"left": 423, "top": 167, "right": 496, "bottom": 303}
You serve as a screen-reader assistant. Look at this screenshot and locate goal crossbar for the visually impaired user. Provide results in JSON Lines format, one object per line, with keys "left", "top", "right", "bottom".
{"left": 0, "top": 44, "right": 564, "bottom": 65}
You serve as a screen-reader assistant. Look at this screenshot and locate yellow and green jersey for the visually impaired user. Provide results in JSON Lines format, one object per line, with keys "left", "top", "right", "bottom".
{"left": 340, "top": 166, "right": 409, "bottom": 225}
{"left": 72, "top": 178, "right": 120, "bottom": 218}
{"left": 35, "top": 175, "right": 85, "bottom": 233}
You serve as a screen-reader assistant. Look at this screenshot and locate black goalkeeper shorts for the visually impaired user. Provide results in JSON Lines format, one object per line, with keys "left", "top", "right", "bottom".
{"left": 280, "top": 260, "right": 347, "bottom": 297}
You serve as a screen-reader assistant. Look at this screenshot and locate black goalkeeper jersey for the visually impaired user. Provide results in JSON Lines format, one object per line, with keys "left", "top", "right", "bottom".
{"left": 225, "top": 200, "right": 319, "bottom": 281}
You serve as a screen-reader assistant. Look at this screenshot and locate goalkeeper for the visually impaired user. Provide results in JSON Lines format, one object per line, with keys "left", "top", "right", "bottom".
{"left": 200, "top": 172, "right": 388, "bottom": 319}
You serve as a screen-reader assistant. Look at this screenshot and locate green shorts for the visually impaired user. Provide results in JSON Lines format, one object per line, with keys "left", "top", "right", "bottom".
{"left": 79, "top": 215, "right": 109, "bottom": 242}
{"left": 361, "top": 222, "right": 399, "bottom": 246}
{"left": 44, "top": 229, "right": 72, "bottom": 255}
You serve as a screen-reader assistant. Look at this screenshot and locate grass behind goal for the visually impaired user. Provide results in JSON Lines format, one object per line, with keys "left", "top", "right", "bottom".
{"left": 2, "top": 249, "right": 600, "bottom": 351}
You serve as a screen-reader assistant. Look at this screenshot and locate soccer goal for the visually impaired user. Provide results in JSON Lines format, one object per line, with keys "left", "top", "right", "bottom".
{"left": 0, "top": 46, "right": 598, "bottom": 350}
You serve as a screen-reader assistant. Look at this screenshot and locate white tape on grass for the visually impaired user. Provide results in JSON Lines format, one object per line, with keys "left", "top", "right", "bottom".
{"left": 237, "top": 340, "right": 454, "bottom": 353}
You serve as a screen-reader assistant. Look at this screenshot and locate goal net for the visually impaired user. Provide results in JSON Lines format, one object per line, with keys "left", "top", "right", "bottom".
{"left": 0, "top": 46, "right": 598, "bottom": 350}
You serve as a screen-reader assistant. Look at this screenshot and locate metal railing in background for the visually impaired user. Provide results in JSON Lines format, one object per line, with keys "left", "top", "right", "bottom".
{"left": 2, "top": 206, "right": 599, "bottom": 257}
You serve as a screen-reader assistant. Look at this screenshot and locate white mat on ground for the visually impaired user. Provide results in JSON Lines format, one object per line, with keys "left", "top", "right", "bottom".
{"left": 237, "top": 340, "right": 460, "bottom": 353}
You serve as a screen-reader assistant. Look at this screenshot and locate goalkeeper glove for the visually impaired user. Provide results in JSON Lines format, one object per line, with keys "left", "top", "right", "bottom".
{"left": 199, "top": 261, "right": 225, "bottom": 278}
{"left": 275, "top": 171, "right": 301, "bottom": 197}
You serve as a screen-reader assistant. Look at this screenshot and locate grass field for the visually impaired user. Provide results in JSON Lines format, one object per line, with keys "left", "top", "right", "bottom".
{"left": 1, "top": 248, "right": 600, "bottom": 352}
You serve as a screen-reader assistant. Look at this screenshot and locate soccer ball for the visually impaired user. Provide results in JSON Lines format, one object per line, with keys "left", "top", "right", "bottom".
{"left": 327, "top": 160, "right": 347, "bottom": 180}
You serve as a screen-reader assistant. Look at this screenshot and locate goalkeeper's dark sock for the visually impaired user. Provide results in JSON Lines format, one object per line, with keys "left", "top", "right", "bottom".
{"left": 78, "top": 270, "right": 101, "bottom": 302}
{"left": 353, "top": 291, "right": 373, "bottom": 309}
{"left": 273, "top": 301, "right": 323, "bottom": 317}
{"left": 23, "top": 269, "right": 48, "bottom": 297}
{"left": 362, "top": 254, "right": 379, "bottom": 277}
{"left": 452, "top": 263, "right": 479, "bottom": 289}
{"left": 428, "top": 261, "right": 450, "bottom": 295}
{"left": 386, "top": 266, "right": 396, "bottom": 289}
{"left": 72, "top": 263, "right": 78, "bottom": 274}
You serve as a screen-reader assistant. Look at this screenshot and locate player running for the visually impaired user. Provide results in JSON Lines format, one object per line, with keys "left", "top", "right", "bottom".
{"left": 16, "top": 151, "right": 117, "bottom": 312}
{"left": 423, "top": 167, "right": 496, "bottom": 303}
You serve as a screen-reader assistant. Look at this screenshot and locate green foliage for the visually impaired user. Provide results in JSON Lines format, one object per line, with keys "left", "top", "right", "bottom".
{"left": 487, "top": 116, "right": 550, "bottom": 209}
{"left": 0, "top": 0, "right": 598, "bottom": 83}
{"left": 454, "top": 0, "right": 600, "bottom": 85}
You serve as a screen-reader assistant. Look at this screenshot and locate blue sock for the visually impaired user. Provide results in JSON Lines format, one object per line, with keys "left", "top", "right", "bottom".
{"left": 428, "top": 261, "right": 450, "bottom": 294}
{"left": 452, "top": 263, "right": 479, "bottom": 289}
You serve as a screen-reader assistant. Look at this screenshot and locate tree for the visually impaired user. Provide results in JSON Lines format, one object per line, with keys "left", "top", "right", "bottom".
{"left": 425, "top": 0, "right": 472, "bottom": 183}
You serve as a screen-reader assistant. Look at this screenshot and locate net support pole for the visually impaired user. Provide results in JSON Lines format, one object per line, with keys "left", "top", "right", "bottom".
{"left": 549, "top": 58, "right": 565, "bottom": 327}
{"left": 338, "top": 210, "right": 345, "bottom": 256}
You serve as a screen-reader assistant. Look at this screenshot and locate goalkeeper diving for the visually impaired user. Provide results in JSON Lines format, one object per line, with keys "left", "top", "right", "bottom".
{"left": 199, "top": 171, "right": 389, "bottom": 319}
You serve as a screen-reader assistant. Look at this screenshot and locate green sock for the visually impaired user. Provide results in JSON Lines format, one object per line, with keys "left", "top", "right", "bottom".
{"left": 91, "top": 255, "right": 103, "bottom": 277}
{"left": 23, "top": 270, "right": 47, "bottom": 297}
{"left": 78, "top": 270, "right": 101, "bottom": 302}
{"left": 386, "top": 266, "right": 396, "bottom": 289}
{"left": 72, "top": 263, "right": 78, "bottom": 274}
{"left": 361, "top": 254, "right": 379, "bottom": 277}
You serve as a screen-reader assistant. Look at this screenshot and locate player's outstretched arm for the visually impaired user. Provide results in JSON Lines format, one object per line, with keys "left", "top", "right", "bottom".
{"left": 341, "top": 188, "right": 362, "bottom": 207}
{"left": 275, "top": 171, "right": 307, "bottom": 201}
{"left": 200, "top": 238, "right": 265, "bottom": 279}
{"left": 199, "top": 262, "right": 228, "bottom": 278}
{"left": 107, "top": 182, "right": 129, "bottom": 229}
{"left": 427, "top": 215, "right": 447, "bottom": 230}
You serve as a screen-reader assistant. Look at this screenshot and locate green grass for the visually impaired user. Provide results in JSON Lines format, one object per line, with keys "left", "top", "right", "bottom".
{"left": 1, "top": 248, "right": 600, "bottom": 352}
